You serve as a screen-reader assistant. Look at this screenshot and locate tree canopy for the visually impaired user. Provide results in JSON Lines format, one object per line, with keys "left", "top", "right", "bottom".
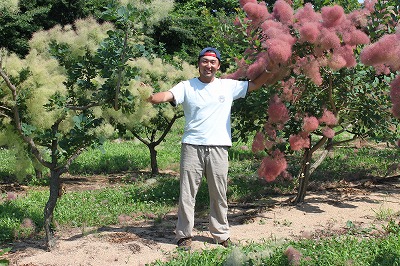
{"left": 227, "top": 0, "right": 399, "bottom": 202}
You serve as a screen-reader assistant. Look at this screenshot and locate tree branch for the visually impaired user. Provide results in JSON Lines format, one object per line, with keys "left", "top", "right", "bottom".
{"left": 65, "top": 102, "right": 99, "bottom": 110}
{"left": 131, "top": 130, "right": 150, "bottom": 146}
{"left": 0, "top": 63, "right": 52, "bottom": 168}
{"left": 0, "top": 105, "right": 12, "bottom": 112}
{"left": 0, "top": 63, "right": 17, "bottom": 101}
{"left": 114, "top": 27, "right": 129, "bottom": 111}
{"left": 331, "top": 135, "right": 357, "bottom": 147}
{"left": 310, "top": 136, "right": 328, "bottom": 153}
{"left": 57, "top": 146, "right": 86, "bottom": 174}
{"left": 154, "top": 114, "right": 182, "bottom": 146}
{"left": 309, "top": 147, "right": 330, "bottom": 175}
{"left": 328, "top": 72, "right": 337, "bottom": 115}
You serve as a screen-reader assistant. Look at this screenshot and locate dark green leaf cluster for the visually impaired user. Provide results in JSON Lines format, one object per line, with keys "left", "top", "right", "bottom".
{"left": 47, "top": 10, "right": 148, "bottom": 114}
{"left": 298, "top": 0, "right": 362, "bottom": 11}
{"left": 58, "top": 113, "right": 104, "bottom": 155}
{"left": 0, "top": 0, "right": 109, "bottom": 58}
{"left": 150, "top": 1, "right": 245, "bottom": 69}
{"left": 366, "top": 0, "right": 400, "bottom": 41}
{"left": 101, "top": 3, "right": 150, "bottom": 31}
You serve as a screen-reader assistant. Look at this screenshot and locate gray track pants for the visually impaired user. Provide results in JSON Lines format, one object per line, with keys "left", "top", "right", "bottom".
{"left": 175, "top": 143, "right": 230, "bottom": 242}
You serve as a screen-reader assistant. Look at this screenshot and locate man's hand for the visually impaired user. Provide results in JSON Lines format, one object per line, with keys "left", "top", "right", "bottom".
{"left": 248, "top": 63, "right": 290, "bottom": 92}
{"left": 148, "top": 91, "right": 174, "bottom": 104}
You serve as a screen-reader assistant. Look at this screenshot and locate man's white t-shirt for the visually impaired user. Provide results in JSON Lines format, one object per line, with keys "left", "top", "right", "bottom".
{"left": 169, "top": 77, "right": 248, "bottom": 146}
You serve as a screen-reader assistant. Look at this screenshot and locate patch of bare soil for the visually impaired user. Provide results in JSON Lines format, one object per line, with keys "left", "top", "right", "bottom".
{"left": 2, "top": 175, "right": 400, "bottom": 266}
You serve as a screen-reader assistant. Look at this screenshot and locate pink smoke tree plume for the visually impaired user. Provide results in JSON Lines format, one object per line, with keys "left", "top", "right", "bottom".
{"left": 229, "top": 0, "right": 400, "bottom": 203}
{"left": 360, "top": 28, "right": 400, "bottom": 118}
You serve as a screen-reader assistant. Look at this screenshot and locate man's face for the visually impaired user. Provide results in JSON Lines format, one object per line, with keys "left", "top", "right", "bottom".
{"left": 198, "top": 56, "right": 220, "bottom": 82}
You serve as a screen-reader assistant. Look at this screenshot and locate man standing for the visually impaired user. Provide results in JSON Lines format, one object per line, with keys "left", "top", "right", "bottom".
{"left": 148, "top": 47, "right": 276, "bottom": 250}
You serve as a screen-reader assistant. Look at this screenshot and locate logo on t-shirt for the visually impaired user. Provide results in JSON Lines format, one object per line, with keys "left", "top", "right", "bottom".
{"left": 218, "top": 95, "right": 225, "bottom": 103}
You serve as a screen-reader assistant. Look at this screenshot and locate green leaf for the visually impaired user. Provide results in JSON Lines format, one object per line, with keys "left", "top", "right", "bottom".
{"left": 21, "top": 123, "right": 36, "bottom": 136}
{"left": 73, "top": 115, "right": 83, "bottom": 129}
{"left": 117, "top": 6, "right": 127, "bottom": 18}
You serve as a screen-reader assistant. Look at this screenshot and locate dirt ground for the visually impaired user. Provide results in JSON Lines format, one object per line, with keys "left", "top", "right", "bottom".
{"left": 2, "top": 174, "right": 400, "bottom": 266}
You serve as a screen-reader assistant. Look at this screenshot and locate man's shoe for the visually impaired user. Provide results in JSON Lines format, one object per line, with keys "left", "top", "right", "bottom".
{"left": 177, "top": 237, "right": 192, "bottom": 251}
{"left": 219, "top": 238, "right": 234, "bottom": 248}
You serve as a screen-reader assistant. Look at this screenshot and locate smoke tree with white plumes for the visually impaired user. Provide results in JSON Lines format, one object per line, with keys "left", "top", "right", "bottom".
{"left": 0, "top": 0, "right": 175, "bottom": 249}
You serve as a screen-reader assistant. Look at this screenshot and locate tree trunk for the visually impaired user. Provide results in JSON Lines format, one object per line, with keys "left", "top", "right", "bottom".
{"left": 34, "top": 168, "right": 43, "bottom": 179}
{"left": 292, "top": 148, "right": 312, "bottom": 204}
{"left": 149, "top": 144, "right": 159, "bottom": 176}
{"left": 44, "top": 169, "right": 61, "bottom": 250}
{"left": 291, "top": 137, "right": 332, "bottom": 204}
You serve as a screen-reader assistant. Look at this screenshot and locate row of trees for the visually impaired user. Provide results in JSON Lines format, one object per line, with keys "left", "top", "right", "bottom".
{"left": 1, "top": 0, "right": 399, "bottom": 248}
{"left": 0, "top": 0, "right": 243, "bottom": 66}
{"left": 0, "top": 0, "right": 110, "bottom": 57}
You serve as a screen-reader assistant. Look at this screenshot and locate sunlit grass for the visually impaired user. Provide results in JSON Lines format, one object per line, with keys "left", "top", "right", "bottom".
{"left": 69, "top": 140, "right": 151, "bottom": 174}
{"left": 149, "top": 226, "right": 400, "bottom": 266}
{"left": 0, "top": 147, "right": 26, "bottom": 180}
{"left": 0, "top": 176, "right": 179, "bottom": 243}
{"left": 310, "top": 146, "right": 399, "bottom": 182}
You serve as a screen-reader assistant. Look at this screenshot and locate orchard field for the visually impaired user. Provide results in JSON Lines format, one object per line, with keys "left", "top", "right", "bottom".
{"left": 1, "top": 121, "right": 400, "bottom": 265}
{"left": 1, "top": 0, "right": 400, "bottom": 265}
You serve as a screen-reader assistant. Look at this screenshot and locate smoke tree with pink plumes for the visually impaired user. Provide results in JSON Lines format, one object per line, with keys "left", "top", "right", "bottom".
{"left": 360, "top": 4, "right": 400, "bottom": 119}
{"left": 229, "top": 0, "right": 399, "bottom": 203}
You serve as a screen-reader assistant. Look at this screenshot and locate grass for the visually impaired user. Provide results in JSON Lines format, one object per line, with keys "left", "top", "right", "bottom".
{"left": 373, "top": 204, "right": 398, "bottom": 221}
{"left": 310, "top": 146, "right": 399, "bottom": 182}
{"left": 149, "top": 225, "right": 400, "bottom": 265}
{"left": 0, "top": 148, "right": 23, "bottom": 182}
{"left": 0, "top": 124, "right": 399, "bottom": 264}
{"left": 69, "top": 140, "right": 152, "bottom": 174}
{"left": 0, "top": 176, "right": 179, "bottom": 242}
{"left": 0, "top": 246, "right": 11, "bottom": 265}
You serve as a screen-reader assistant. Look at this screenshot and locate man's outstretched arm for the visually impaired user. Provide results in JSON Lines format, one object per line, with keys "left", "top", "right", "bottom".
{"left": 247, "top": 70, "right": 276, "bottom": 93}
{"left": 248, "top": 65, "right": 289, "bottom": 92}
{"left": 148, "top": 91, "right": 174, "bottom": 104}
